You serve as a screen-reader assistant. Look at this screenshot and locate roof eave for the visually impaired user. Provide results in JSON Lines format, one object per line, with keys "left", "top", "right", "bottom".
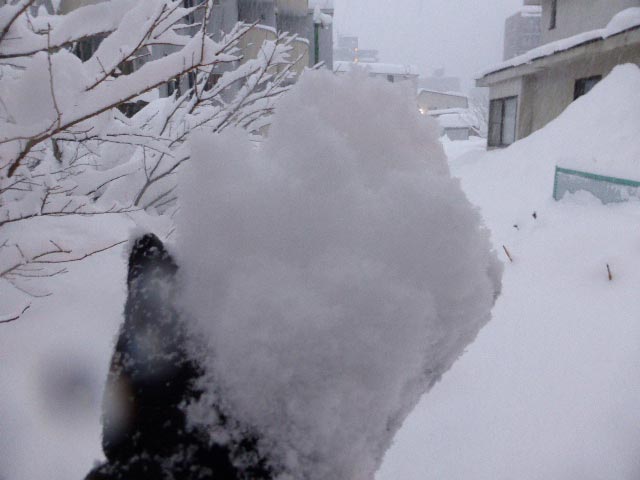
{"left": 477, "top": 24, "right": 640, "bottom": 87}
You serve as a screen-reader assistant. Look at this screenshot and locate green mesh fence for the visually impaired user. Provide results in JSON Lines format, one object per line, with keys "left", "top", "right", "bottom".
{"left": 553, "top": 166, "right": 640, "bottom": 204}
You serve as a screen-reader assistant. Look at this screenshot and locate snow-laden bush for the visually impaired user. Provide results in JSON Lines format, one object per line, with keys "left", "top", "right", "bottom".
{"left": 177, "top": 70, "right": 502, "bottom": 480}
{"left": 0, "top": 0, "right": 296, "bottom": 322}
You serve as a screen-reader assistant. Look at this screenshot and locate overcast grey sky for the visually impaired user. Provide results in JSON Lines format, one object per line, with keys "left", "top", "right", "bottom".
{"left": 333, "top": 0, "right": 524, "bottom": 91}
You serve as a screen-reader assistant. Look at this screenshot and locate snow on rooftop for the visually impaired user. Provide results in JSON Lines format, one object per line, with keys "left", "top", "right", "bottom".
{"left": 435, "top": 112, "right": 475, "bottom": 129}
{"left": 334, "top": 61, "right": 419, "bottom": 76}
{"left": 480, "top": 7, "right": 640, "bottom": 78}
{"left": 417, "top": 88, "right": 467, "bottom": 99}
{"left": 428, "top": 107, "right": 470, "bottom": 116}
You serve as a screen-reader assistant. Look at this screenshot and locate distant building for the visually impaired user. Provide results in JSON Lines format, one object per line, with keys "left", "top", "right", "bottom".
{"left": 334, "top": 61, "right": 419, "bottom": 88}
{"left": 417, "top": 68, "right": 462, "bottom": 94}
{"left": 58, "top": 0, "right": 331, "bottom": 102}
{"left": 503, "top": 0, "right": 542, "bottom": 60}
{"left": 334, "top": 35, "right": 380, "bottom": 63}
{"left": 428, "top": 108, "right": 478, "bottom": 141}
{"left": 416, "top": 90, "right": 476, "bottom": 141}
{"left": 417, "top": 89, "right": 468, "bottom": 113}
{"left": 334, "top": 35, "right": 358, "bottom": 62}
{"left": 477, "top": 0, "right": 640, "bottom": 148}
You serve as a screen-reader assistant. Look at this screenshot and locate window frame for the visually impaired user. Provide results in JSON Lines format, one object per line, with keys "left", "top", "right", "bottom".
{"left": 488, "top": 96, "right": 518, "bottom": 148}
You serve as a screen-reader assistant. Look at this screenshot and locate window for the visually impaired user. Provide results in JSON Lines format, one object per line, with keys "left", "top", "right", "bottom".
{"left": 187, "top": 71, "right": 197, "bottom": 90}
{"left": 73, "top": 36, "right": 103, "bottom": 62}
{"left": 488, "top": 96, "right": 518, "bottom": 147}
{"left": 167, "top": 75, "right": 181, "bottom": 97}
{"left": 550, "top": 0, "right": 557, "bottom": 30}
{"left": 574, "top": 75, "right": 602, "bottom": 100}
{"left": 184, "top": 0, "right": 195, "bottom": 23}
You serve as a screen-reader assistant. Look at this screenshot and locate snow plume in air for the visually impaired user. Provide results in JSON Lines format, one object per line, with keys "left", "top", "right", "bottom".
{"left": 177, "top": 69, "right": 502, "bottom": 480}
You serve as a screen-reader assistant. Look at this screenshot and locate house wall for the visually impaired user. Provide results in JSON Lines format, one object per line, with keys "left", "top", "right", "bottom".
{"left": 488, "top": 76, "right": 523, "bottom": 101}
{"left": 525, "top": 41, "right": 640, "bottom": 134}
{"left": 58, "top": 0, "right": 103, "bottom": 14}
{"left": 210, "top": 0, "right": 241, "bottom": 41}
{"left": 540, "top": 0, "right": 640, "bottom": 44}
{"left": 417, "top": 91, "right": 468, "bottom": 111}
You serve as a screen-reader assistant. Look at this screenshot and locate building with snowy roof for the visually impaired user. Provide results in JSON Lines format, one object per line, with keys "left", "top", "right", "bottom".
{"left": 334, "top": 35, "right": 380, "bottom": 63}
{"left": 417, "top": 68, "right": 462, "bottom": 94}
{"left": 417, "top": 89, "right": 469, "bottom": 114}
{"left": 477, "top": 0, "right": 640, "bottom": 148}
{"left": 426, "top": 108, "right": 478, "bottom": 141}
{"left": 334, "top": 61, "right": 419, "bottom": 88}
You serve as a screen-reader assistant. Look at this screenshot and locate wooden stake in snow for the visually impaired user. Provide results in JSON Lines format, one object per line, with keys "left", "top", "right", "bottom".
{"left": 607, "top": 263, "right": 613, "bottom": 281}
{"left": 502, "top": 245, "right": 514, "bottom": 263}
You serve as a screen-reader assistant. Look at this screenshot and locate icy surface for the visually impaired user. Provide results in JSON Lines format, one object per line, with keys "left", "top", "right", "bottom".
{"left": 480, "top": 7, "right": 640, "bottom": 77}
{"left": 177, "top": 70, "right": 501, "bottom": 480}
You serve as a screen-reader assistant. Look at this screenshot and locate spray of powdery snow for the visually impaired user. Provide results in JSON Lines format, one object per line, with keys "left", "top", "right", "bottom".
{"left": 177, "top": 69, "right": 502, "bottom": 480}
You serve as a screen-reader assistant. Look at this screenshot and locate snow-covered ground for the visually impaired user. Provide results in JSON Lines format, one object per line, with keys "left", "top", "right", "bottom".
{"left": 1, "top": 65, "right": 639, "bottom": 480}
{"left": 378, "top": 65, "right": 640, "bottom": 480}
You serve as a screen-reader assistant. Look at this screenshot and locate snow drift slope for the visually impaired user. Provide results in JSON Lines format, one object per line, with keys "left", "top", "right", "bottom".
{"left": 177, "top": 70, "right": 502, "bottom": 480}
{"left": 378, "top": 65, "right": 640, "bottom": 479}
{"left": 455, "top": 64, "right": 640, "bottom": 243}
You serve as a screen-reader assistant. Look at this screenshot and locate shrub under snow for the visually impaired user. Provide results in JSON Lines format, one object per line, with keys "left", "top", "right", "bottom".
{"left": 176, "top": 70, "right": 502, "bottom": 480}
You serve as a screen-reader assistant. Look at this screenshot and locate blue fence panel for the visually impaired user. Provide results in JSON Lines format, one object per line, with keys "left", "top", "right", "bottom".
{"left": 553, "top": 166, "right": 640, "bottom": 204}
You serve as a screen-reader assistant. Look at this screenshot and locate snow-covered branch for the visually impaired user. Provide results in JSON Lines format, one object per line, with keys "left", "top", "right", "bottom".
{"left": 0, "top": 0, "right": 298, "bottom": 322}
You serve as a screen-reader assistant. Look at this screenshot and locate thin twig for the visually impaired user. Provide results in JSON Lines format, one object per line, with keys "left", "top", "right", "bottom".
{"left": 0, "top": 304, "right": 31, "bottom": 325}
{"left": 502, "top": 245, "right": 513, "bottom": 263}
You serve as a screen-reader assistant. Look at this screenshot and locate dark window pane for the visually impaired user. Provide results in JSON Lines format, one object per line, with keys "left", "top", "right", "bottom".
{"left": 574, "top": 75, "right": 602, "bottom": 100}
{"left": 502, "top": 97, "right": 517, "bottom": 145}
{"left": 488, "top": 99, "right": 503, "bottom": 147}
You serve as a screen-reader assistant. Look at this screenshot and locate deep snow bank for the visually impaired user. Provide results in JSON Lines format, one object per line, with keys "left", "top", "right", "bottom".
{"left": 377, "top": 64, "right": 640, "bottom": 480}
{"left": 177, "top": 70, "right": 502, "bottom": 480}
{"left": 455, "top": 63, "right": 640, "bottom": 241}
